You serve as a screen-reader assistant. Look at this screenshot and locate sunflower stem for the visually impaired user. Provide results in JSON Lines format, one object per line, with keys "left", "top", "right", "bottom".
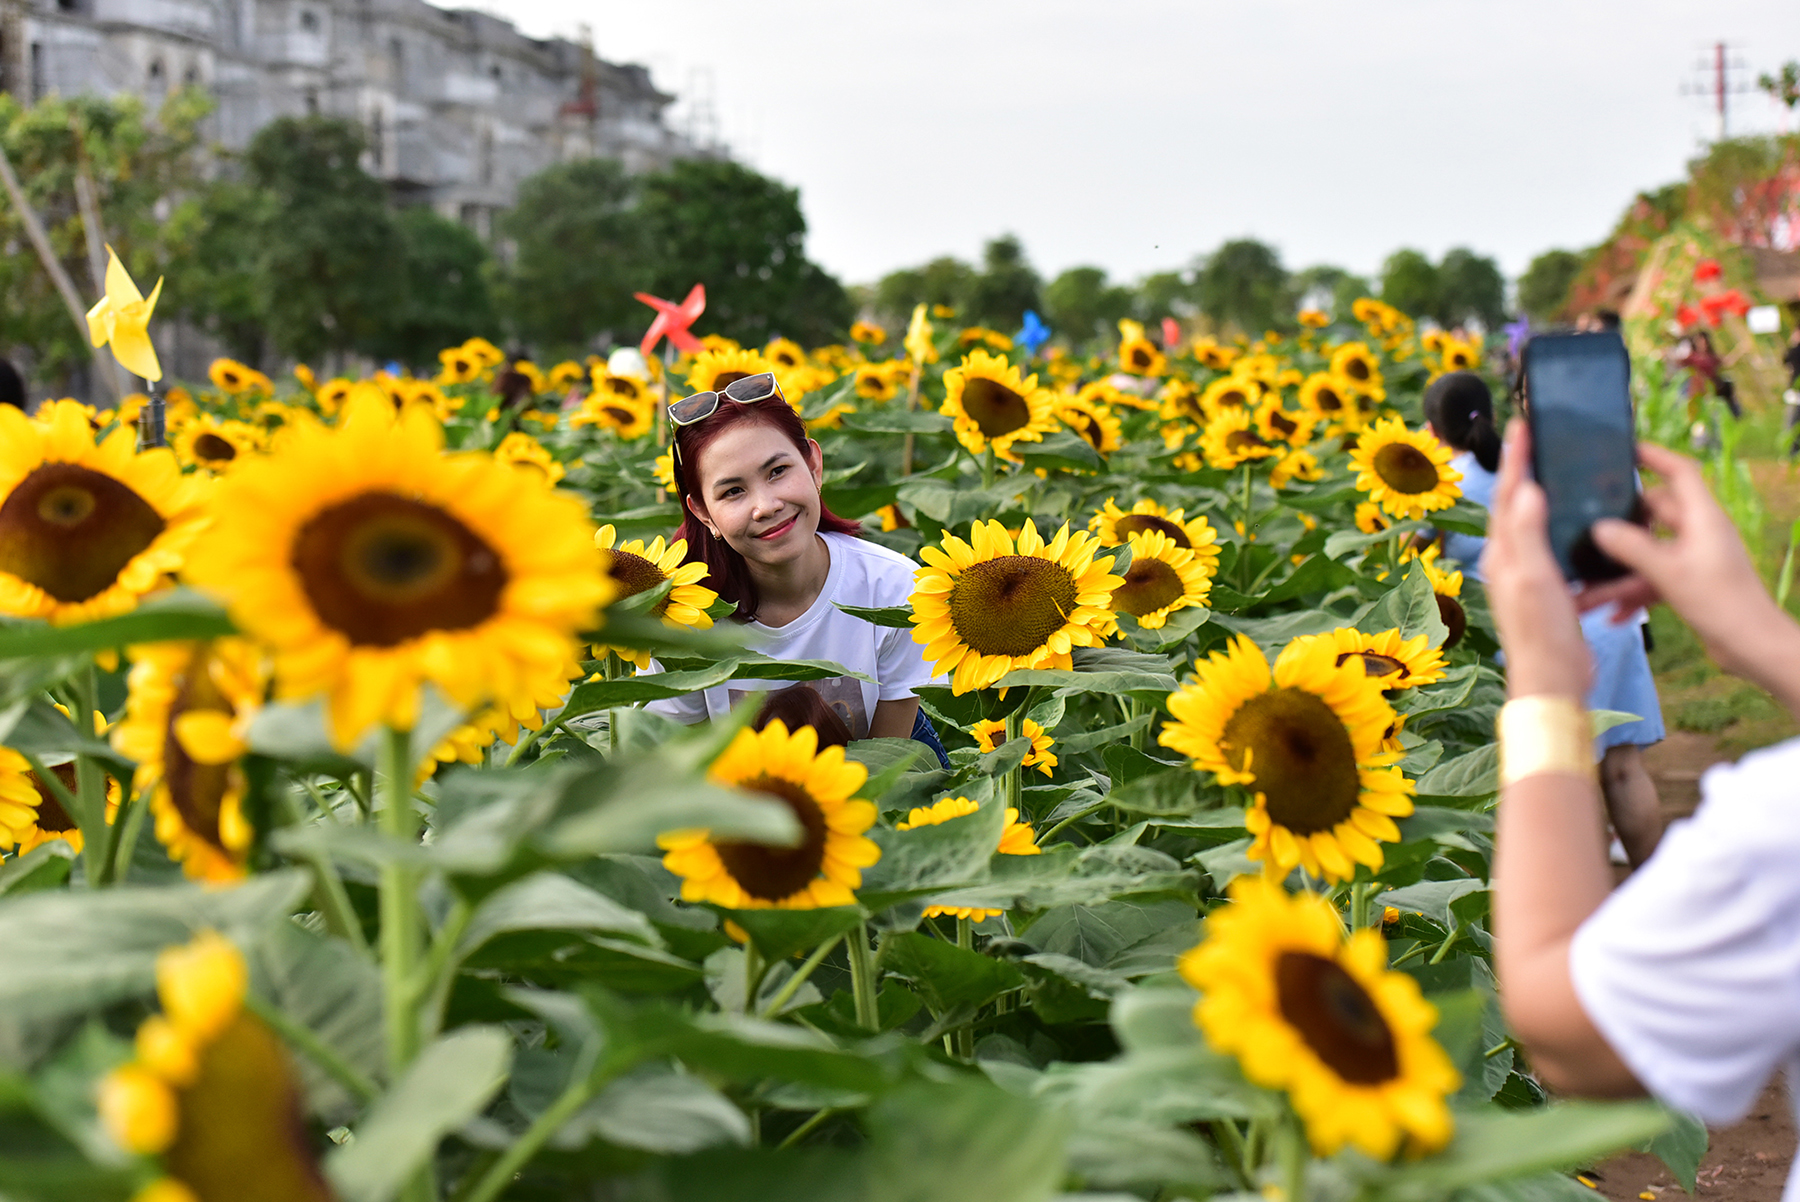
{"left": 1002, "top": 709, "right": 1023, "bottom": 819}
{"left": 1280, "top": 1114, "right": 1308, "bottom": 1202}
{"left": 244, "top": 991, "right": 378, "bottom": 1103}
{"left": 777, "top": 1106, "right": 839, "bottom": 1150}
{"left": 108, "top": 777, "right": 148, "bottom": 884}
{"left": 1037, "top": 798, "right": 1110, "bottom": 845}
{"left": 505, "top": 715, "right": 566, "bottom": 767}
{"left": 283, "top": 784, "right": 370, "bottom": 956}
{"left": 458, "top": 1062, "right": 616, "bottom": 1202}
{"left": 759, "top": 934, "right": 842, "bottom": 1018}
{"left": 982, "top": 446, "right": 997, "bottom": 491}
{"left": 377, "top": 724, "right": 424, "bottom": 1079}
{"left": 97, "top": 778, "right": 135, "bottom": 887}
{"left": 1127, "top": 696, "right": 1148, "bottom": 753}
{"left": 1209, "top": 1120, "right": 1252, "bottom": 1190}
{"left": 848, "top": 921, "right": 879, "bottom": 1031}
{"left": 1237, "top": 465, "right": 1255, "bottom": 592}
{"left": 1348, "top": 880, "right": 1370, "bottom": 931}
{"left": 1428, "top": 919, "right": 1463, "bottom": 965}
{"left": 742, "top": 942, "right": 766, "bottom": 1015}
{"left": 72, "top": 665, "right": 109, "bottom": 888}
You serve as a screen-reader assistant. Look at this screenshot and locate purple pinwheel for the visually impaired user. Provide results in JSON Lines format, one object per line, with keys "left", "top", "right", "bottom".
{"left": 1504, "top": 314, "right": 1532, "bottom": 358}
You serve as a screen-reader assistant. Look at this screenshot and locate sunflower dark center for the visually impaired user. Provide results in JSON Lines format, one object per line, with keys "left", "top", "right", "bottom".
{"left": 194, "top": 433, "right": 237, "bottom": 463}
{"left": 1069, "top": 412, "right": 1103, "bottom": 449}
{"left": 1316, "top": 387, "right": 1344, "bottom": 412}
{"left": 1344, "top": 357, "right": 1372, "bottom": 381}
{"left": 1114, "top": 514, "right": 1190, "bottom": 547}
{"left": 604, "top": 406, "right": 636, "bottom": 425}
{"left": 1436, "top": 594, "right": 1467, "bottom": 649}
{"left": 960, "top": 377, "right": 1031, "bottom": 439}
{"left": 1269, "top": 411, "right": 1299, "bottom": 437}
{"left": 1274, "top": 951, "right": 1400, "bottom": 1084}
{"left": 604, "top": 377, "right": 639, "bottom": 397}
{"left": 1226, "top": 430, "right": 1270, "bottom": 452}
{"left": 711, "top": 370, "right": 752, "bottom": 390}
{"left": 1221, "top": 687, "right": 1360, "bottom": 835}
{"left": 24, "top": 764, "right": 78, "bottom": 833}
{"left": 607, "top": 549, "right": 670, "bottom": 616}
{"left": 0, "top": 463, "right": 166, "bottom": 602}
{"left": 947, "top": 555, "right": 1079, "bottom": 658}
{"left": 1372, "top": 443, "right": 1439, "bottom": 495}
{"left": 714, "top": 775, "right": 829, "bottom": 902}
{"left": 1219, "top": 388, "right": 1250, "bottom": 408}
{"left": 291, "top": 491, "right": 507, "bottom": 647}
{"left": 162, "top": 647, "right": 235, "bottom": 854}
{"left": 1337, "top": 651, "right": 1407, "bottom": 680}
{"left": 1113, "top": 557, "right": 1185, "bottom": 618}
{"left": 1130, "top": 346, "right": 1153, "bottom": 368}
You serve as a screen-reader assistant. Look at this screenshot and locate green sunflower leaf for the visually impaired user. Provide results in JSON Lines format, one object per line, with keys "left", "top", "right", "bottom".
{"left": 834, "top": 603, "right": 915, "bottom": 629}
{"left": 0, "top": 588, "right": 235, "bottom": 658}
{"left": 1017, "top": 430, "right": 1104, "bottom": 474}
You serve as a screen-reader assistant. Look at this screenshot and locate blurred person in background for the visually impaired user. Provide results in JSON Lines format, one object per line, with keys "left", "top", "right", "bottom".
{"left": 1484, "top": 424, "right": 1800, "bottom": 1186}
{"left": 1783, "top": 325, "right": 1800, "bottom": 458}
{"left": 0, "top": 358, "right": 23, "bottom": 411}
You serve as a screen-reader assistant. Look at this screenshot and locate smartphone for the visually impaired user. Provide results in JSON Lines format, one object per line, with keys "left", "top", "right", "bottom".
{"left": 1522, "top": 331, "right": 1642, "bottom": 582}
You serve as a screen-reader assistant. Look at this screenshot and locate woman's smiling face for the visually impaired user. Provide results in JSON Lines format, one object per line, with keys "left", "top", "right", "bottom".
{"left": 685, "top": 420, "right": 824, "bottom": 569}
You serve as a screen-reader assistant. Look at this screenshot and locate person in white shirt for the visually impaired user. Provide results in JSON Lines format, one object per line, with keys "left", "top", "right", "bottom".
{"left": 644, "top": 373, "right": 947, "bottom": 762}
{"left": 1483, "top": 421, "right": 1800, "bottom": 1198}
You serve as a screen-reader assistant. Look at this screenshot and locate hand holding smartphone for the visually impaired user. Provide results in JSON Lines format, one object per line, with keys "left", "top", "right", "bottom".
{"left": 1521, "top": 331, "right": 1644, "bottom": 582}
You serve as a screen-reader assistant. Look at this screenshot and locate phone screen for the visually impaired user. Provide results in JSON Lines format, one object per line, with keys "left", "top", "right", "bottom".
{"left": 1524, "top": 332, "right": 1639, "bottom": 581}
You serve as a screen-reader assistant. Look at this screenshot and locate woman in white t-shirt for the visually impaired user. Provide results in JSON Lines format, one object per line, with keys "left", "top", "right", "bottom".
{"left": 644, "top": 373, "right": 946, "bottom": 762}
{"left": 1484, "top": 422, "right": 1800, "bottom": 1197}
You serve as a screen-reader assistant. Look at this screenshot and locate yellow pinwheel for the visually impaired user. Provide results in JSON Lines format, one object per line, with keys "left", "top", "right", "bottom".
{"left": 905, "top": 303, "right": 936, "bottom": 365}
{"left": 85, "top": 245, "right": 163, "bottom": 383}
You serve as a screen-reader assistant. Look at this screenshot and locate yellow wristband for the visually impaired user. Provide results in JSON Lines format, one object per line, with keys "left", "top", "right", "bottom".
{"left": 1496, "top": 696, "right": 1596, "bottom": 788}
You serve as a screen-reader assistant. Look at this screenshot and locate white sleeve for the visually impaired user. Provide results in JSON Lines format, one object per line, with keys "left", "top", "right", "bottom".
{"left": 639, "top": 658, "right": 710, "bottom": 725}
{"left": 1568, "top": 740, "right": 1800, "bottom": 1123}
{"left": 875, "top": 625, "right": 933, "bottom": 700}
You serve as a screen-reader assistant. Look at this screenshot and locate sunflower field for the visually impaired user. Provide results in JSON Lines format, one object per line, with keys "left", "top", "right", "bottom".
{"left": 0, "top": 296, "right": 1694, "bottom": 1202}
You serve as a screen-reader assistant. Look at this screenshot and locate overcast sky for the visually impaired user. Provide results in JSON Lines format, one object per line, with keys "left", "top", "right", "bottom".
{"left": 484, "top": 0, "right": 1800, "bottom": 289}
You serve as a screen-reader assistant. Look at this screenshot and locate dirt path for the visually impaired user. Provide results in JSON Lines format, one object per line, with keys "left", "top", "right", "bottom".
{"left": 1587, "top": 730, "right": 1794, "bottom": 1200}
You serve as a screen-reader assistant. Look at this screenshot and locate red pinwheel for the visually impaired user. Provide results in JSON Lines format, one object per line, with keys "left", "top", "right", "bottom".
{"left": 1676, "top": 303, "right": 1701, "bottom": 328}
{"left": 1693, "top": 258, "right": 1722, "bottom": 283}
{"left": 635, "top": 284, "right": 706, "bottom": 356}
{"left": 1161, "top": 316, "right": 1182, "bottom": 350}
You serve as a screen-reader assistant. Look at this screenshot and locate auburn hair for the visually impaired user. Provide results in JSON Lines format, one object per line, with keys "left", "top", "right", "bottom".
{"left": 671, "top": 395, "right": 861, "bottom": 623}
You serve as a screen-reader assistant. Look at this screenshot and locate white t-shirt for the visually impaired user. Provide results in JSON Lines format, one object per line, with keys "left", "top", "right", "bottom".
{"left": 1570, "top": 737, "right": 1800, "bottom": 1200}
{"left": 644, "top": 531, "right": 937, "bottom": 739}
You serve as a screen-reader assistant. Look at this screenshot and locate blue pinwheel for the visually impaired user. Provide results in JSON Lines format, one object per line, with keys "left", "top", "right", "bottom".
{"left": 1014, "top": 310, "right": 1051, "bottom": 358}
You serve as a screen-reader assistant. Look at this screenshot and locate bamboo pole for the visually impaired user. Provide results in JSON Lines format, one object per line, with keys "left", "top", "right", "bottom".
{"left": 0, "top": 140, "right": 99, "bottom": 369}
{"left": 69, "top": 120, "right": 126, "bottom": 402}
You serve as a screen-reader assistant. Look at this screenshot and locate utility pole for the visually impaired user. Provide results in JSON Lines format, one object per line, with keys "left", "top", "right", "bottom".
{"left": 1683, "top": 41, "right": 1755, "bottom": 142}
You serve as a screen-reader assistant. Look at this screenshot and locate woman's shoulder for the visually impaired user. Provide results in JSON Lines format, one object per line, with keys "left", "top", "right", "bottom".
{"left": 823, "top": 532, "right": 921, "bottom": 600}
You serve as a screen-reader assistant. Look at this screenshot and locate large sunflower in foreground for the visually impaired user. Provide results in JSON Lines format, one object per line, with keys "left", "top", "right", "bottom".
{"left": 1160, "top": 633, "right": 1413, "bottom": 881}
{"left": 939, "top": 350, "right": 1060, "bottom": 461}
{"left": 1350, "top": 418, "right": 1463, "bottom": 520}
{"left": 1104, "top": 529, "right": 1214, "bottom": 630}
{"left": 1180, "top": 877, "right": 1458, "bottom": 1158}
{"left": 1306, "top": 627, "right": 1448, "bottom": 690}
{"left": 111, "top": 639, "right": 269, "bottom": 882}
{"left": 912, "top": 520, "right": 1122, "bottom": 694}
{"left": 897, "top": 796, "right": 1040, "bottom": 920}
{"left": 592, "top": 524, "right": 718, "bottom": 669}
{"left": 1198, "top": 406, "right": 1282, "bottom": 470}
{"left": 0, "top": 401, "right": 210, "bottom": 625}
{"left": 1089, "top": 498, "right": 1220, "bottom": 558}
{"left": 185, "top": 393, "right": 613, "bottom": 749}
{"left": 658, "top": 720, "right": 879, "bottom": 909}
{"left": 687, "top": 347, "right": 778, "bottom": 397}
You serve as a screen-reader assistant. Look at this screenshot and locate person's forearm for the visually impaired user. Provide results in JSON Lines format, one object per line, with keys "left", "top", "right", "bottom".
{"left": 1725, "top": 603, "right": 1800, "bottom": 722}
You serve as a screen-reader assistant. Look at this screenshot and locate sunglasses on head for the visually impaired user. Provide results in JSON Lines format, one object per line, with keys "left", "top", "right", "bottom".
{"left": 667, "top": 372, "right": 784, "bottom": 427}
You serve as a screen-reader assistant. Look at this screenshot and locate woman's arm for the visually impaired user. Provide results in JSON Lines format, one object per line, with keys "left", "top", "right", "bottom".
{"left": 1482, "top": 422, "right": 1641, "bottom": 1095}
{"left": 868, "top": 697, "right": 920, "bottom": 740}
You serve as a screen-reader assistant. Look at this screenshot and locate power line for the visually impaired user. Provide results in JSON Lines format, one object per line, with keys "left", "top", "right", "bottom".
{"left": 1680, "top": 41, "right": 1758, "bottom": 142}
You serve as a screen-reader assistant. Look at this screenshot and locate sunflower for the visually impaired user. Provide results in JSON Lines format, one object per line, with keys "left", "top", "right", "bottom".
{"left": 854, "top": 364, "right": 900, "bottom": 402}
{"left": 1088, "top": 498, "right": 1220, "bottom": 557}
{"left": 490, "top": 432, "right": 564, "bottom": 486}
{"left": 1297, "top": 309, "right": 1330, "bottom": 328}
{"left": 687, "top": 347, "right": 777, "bottom": 395}
{"left": 546, "top": 360, "right": 585, "bottom": 390}
{"left": 969, "top": 717, "right": 1059, "bottom": 776}
{"left": 850, "top": 320, "right": 887, "bottom": 345}
{"left": 912, "top": 520, "right": 1122, "bottom": 695}
{"left": 1269, "top": 449, "right": 1323, "bottom": 490}
{"left": 1305, "top": 627, "right": 1447, "bottom": 690}
{"left": 0, "top": 401, "right": 210, "bottom": 625}
{"left": 0, "top": 743, "right": 121, "bottom": 856}
{"left": 589, "top": 368, "right": 648, "bottom": 407}
{"left": 461, "top": 337, "right": 506, "bottom": 367}
{"left": 1254, "top": 397, "right": 1318, "bottom": 447}
{"left": 1118, "top": 335, "right": 1166, "bottom": 377}
{"left": 658, "top": 720, "right": 879, "bottom": 909}
{"left": 1439, "top": 339, "right": 1480, "bottom": 373}
{"left": 876, "top": 503, "right": 909, "bottom": 532}
{"left": 1104, "top": 529, "right": 1214, "bottom": 630}
{"left": 1056, "top": 394, "right": 1122, "bottom": 456}
{"left": 1160, "top": 633, "right": 1414, "bottom": 881}
{"left": 1350, "top": 418, "right": 1462, "bottom": 520}
{"left": 1084, "top": 378, "right": 1155, "bottom": 412}
{"left": 572, "top": 391, "right": 654, "bottom": 440}
{"left": 1417, "top": 551, "right": 1467, "bottom": 649}
{"left": 764, "top": 337, "right": 808, "bottom": 370}
{"left": 174, "top": 417, "right": 261, "bottom": 475}
{"left": 898, "top": 796, "right": 1041, "bottom": 920}
{"left": 185, "top": 393, "right": 612, "bottom": 750}
{"left": 110, "top": 640, "right": 267, "bottom": 882}
{"left": 1298, "top": 372, "right": 1359, "bottom": 429}
{"left": 98, "top": 931, "right": 332, "bottom": 1202}
{"left": 436, "top": 346, "right": 482, "bottom": 385}
{"left": 1200, "top": 375, "right": 1260, "bottom": 418}
{"left": 1154, "top": 380, "right": 1205, "bottom": 428}
{"left": 592, "top": 524, "right": 718, "bottom": 669}
{"left": 512, "top": 360, "right": 549, "bottom": 395}
{"left": 1330, "top": 343, "right": 1383, "bottom": 393}
{"left": 1198, "top": 406, "right": 1282, "bottom": 470}
{"left": 1354, "top": 502, "right": 1390, "bottom": 535}
{"left": 938, "top": 349, "right": 1060, "bottom": 462}
{"left": 1180, "top": 877, "right": 1459, "bottom": 1158}
{"left": 315, "top": 379, "right": 355, "bottom": 413}
{"left": 1191, "top": 338, "right": 1239, "bottom": 370}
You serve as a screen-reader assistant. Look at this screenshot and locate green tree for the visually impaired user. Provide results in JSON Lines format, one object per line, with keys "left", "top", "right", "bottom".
{"left": 1043, "top": 266, "right": 1133, "bottom": 348}
{"left": 1289, "top": 265, "right": 1369, "bottom": 321}
{"left": 1378, "top": 249, "right": 1439, "bottom": 324}
{"left": 241, "top": 117, "right": 402, "bottom": 363}
{"left": 498, "top": 158, "right": 639, "bottom": 356}
{"left": 1517, "top": 249, "right": 1585, "bottom": 322}
{"left": 635, "top": 158, "right": 850, "bottom": 346}
{"left": 964, "top": 235, "right": 1041, "bottom": 331}
{"left": 1435, "top": 248, "right": 1506, "bottom": 329}
{"left": 164, "top": 179, "right": 276, "bottom": 363}
{"left": 374, "top": 208, "right": 497, "bottom": 367}
{"left": 874, "top": 256, "right": 974, "bottom": 326}
{"left": 1194, "top": 239, "right": 1289, "bottom": 335}
{"left": 1131, "top": 271, "right": 1193, "bottom": 324}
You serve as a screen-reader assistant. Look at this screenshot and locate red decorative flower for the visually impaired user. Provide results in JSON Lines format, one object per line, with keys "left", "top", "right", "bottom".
{"left": 1676, "top": 304, "right": 1701, "bottom": 327}
{"left": 1694, "top": 258, "right": 1722, "bottom": 283}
